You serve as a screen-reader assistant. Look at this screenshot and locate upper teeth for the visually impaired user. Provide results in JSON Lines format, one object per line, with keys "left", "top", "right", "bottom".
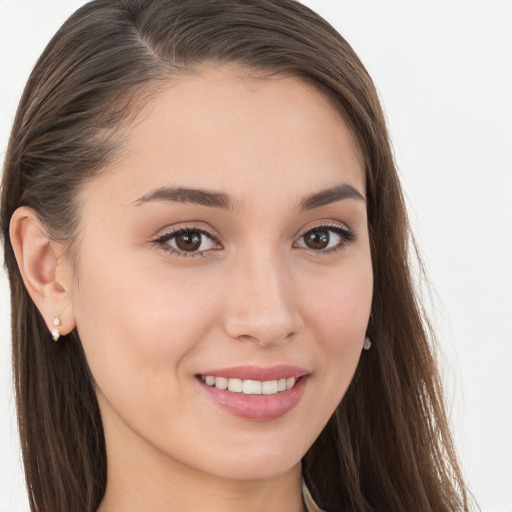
{"left": 202, "top": 376, "right": 296, "bottom": 395}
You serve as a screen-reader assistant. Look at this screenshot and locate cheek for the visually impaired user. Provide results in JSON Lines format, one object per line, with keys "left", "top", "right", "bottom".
{"left": 301, "top": 256, "right": 373, "bottom": 394}
{"left": 278, "top": 256, "right": 373, "bottom": 439}
{"left": 71, "top": 249, "right": 218, "bottom": 401}
{"left": 303, "top": 257, "right": 373, "bottom": 346}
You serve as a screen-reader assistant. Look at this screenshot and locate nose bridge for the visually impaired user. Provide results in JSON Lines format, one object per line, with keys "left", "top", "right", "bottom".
{"left": 223, "top": 244, "right": 301, "bottom": 344}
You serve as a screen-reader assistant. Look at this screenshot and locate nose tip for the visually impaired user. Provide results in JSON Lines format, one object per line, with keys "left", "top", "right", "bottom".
{"left": 222, "top": 257, "right": 303, "bottom": 346}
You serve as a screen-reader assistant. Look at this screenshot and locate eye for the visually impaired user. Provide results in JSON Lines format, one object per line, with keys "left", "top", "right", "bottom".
{"left": 155, "top": 228, "right": 220, "bottom": 257}
{"left": 295, "top": 225, "right": 355, "bottom": 253}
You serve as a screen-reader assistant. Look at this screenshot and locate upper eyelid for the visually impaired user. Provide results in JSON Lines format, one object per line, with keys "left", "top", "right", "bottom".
{"left": 154, "top": 223, "right": 220, "bottom": 241}
{"left": 295, "top": 221, "right": 352, "bottom": 238}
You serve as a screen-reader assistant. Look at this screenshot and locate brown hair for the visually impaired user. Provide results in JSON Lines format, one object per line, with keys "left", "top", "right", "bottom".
{"left": 1, "top": 1, "right": 471, "bottom": 510}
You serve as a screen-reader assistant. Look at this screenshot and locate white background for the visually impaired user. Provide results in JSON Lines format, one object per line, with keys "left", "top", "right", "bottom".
{"left": 0, "top": 1, "right": 511, "bottom": 511}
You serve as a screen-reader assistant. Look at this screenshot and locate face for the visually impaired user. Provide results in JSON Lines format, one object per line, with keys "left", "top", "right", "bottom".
{"left": 68, "top": 66, "right": 373, "bottom": 484}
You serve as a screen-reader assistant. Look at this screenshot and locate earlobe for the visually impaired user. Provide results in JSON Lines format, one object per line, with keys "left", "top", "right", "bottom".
{"left": 9, "top": 206, "right": 76, "bottom": 337}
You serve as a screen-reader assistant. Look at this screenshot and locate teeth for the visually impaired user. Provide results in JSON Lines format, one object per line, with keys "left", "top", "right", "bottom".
{"left": 228, "top": 378, "right": 243, "bottom": 393}
{"left": 202, "top": 375, "right": 298, "bottom": 395}
{"left": 261, "top": 380, "right": 278, "bottom": 395}
{"left": 215, "top": 377, "right": 228, "bottom": 390}
{"left": 242, "top": 380, "right": 262, "bottom": 395}
{"left": 277, "top": 378, "right": 287, "bottom": 392}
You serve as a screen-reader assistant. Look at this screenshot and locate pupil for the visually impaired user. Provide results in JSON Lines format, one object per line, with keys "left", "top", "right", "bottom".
{"left": 176, "top": 231, "right": 201, "bottom": 251}
{"left": 305, "top": 230, "right": 329, "bottom": 249}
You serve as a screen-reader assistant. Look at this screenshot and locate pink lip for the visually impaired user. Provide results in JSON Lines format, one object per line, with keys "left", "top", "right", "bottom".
{"left": 196, "top": 365, "right": 309, "bottom": 422}
{"left": 198, "top": 365, "right": 308, "bottom": 381}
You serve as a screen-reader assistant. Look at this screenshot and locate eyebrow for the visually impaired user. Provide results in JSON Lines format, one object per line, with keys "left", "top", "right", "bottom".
{"left": 135, "top": 187, "right": 235, "bottom": 209}
{"left": 298, "top": 183, "right": 366, "bottom": 211}
{"left": 134, "top": 183, "right": 365, "bottom": 211}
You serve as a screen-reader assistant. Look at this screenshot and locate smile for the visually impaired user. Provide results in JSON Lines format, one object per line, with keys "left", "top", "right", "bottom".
{"left": 197, "top": 365, "right": 309, "bottom": 421}
{"left": 201, "top": 375, "right": 296, "bottom": 395}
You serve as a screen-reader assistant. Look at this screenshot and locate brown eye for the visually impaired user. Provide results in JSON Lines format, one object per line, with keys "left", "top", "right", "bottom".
{"left": 295, "top": 225, "right": 355, "bottom": 253}
{"left": 303, "top": 229, "right": 330, "bottom": 250}
{"left": 175, "top": 231, "right": 202, "bottom": 252}
{"left": 158, "top": 228, "right": 219, "bottom": 256}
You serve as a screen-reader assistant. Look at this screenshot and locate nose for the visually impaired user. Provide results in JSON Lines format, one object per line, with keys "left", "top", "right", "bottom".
{"left": 222, "top": 249, "right": 303, "bottom": 346}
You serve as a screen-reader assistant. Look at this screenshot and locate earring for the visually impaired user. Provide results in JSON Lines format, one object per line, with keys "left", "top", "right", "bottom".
{"left": 363, "top": 336, "right": 372, "bottom": 351}
{"left": 51, "top": 316, "right": 62, "bottom": 342}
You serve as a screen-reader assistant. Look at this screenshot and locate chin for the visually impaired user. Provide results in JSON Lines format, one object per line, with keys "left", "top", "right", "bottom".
{"left": 205, "top": 457, "right": 301, "bottom": 482}
{"left": 182, "top": 439, "right": 306, "bottom": 482}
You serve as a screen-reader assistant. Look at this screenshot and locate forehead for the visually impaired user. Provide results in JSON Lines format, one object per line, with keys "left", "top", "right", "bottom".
{"left": 84, "top": 65, "right": 365, "bottom": 209}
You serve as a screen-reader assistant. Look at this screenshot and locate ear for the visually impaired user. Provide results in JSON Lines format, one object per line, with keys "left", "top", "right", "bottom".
{"left": 9, "top": 206, "right": 76, "bottom": 337}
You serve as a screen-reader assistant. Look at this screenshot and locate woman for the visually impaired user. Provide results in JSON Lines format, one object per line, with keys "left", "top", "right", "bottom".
{"left": 1, "top": 0, "right": 471, "bottom": 510}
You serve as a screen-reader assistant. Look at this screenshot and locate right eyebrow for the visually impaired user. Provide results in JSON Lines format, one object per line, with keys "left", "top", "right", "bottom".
{"left": 134, "top": 187, "right": 236, "bottom": 210}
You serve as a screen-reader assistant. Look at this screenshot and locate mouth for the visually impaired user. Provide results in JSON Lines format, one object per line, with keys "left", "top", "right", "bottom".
{"left": 196, "top": 365, "right": 309, "bottom": 421}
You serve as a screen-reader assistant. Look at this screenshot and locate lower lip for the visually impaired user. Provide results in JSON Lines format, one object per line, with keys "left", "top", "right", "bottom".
{"left": 198, "top": 376, "right": 309, "bottom": 421}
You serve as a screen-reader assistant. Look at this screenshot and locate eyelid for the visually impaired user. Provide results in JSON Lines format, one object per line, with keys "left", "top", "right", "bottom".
{"left": 153, "top": 224, "right": 222, "bottom": 257}
{"left": 151, "top": 220, "right": 356, "bottom": 258}
{"left": 295, "top": 220, "right": 352, "bottom": 238}
{"left": 152, "top": 220, "right": 220, "bottom": 239}
{"left": 294, "top": 221, "right": 357, "bottom": 253}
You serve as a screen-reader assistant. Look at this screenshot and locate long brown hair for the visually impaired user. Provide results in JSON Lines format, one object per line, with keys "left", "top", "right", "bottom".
{"left": 1, "top": 1, "right": 471, "bottom": 510}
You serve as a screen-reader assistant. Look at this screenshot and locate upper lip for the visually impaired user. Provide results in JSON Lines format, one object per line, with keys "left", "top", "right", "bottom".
{"left": 198, "top": 365, "right": 309, "bottom": 381}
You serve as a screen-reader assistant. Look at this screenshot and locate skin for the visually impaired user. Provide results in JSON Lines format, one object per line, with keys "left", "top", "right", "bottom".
{"left": 11, "top": 66, "right": 373, "bottom": 511}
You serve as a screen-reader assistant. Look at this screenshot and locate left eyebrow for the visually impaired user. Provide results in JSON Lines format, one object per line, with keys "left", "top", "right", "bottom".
{"left": 298, "top": 183, "right": 366, "bottom": 211}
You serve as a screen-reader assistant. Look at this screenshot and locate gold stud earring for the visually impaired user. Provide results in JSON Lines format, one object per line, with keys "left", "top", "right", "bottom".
{"left": 363, "top": 336, "right": 372, "bottom": 351}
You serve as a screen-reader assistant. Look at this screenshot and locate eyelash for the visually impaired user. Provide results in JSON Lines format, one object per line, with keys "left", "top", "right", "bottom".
{"left": 295, "top": 224, "right": 356, "bottom": 254}
{"left": 154, "top": 227, "right": 220, "bottom": 258}
{"left": 153, "top": 223, "right": 356, "bottom": 258}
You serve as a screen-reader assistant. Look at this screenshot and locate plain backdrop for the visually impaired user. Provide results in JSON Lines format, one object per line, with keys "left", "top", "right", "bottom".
{"left": 1, "top": 1, "right": 511, "bottom": 511}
